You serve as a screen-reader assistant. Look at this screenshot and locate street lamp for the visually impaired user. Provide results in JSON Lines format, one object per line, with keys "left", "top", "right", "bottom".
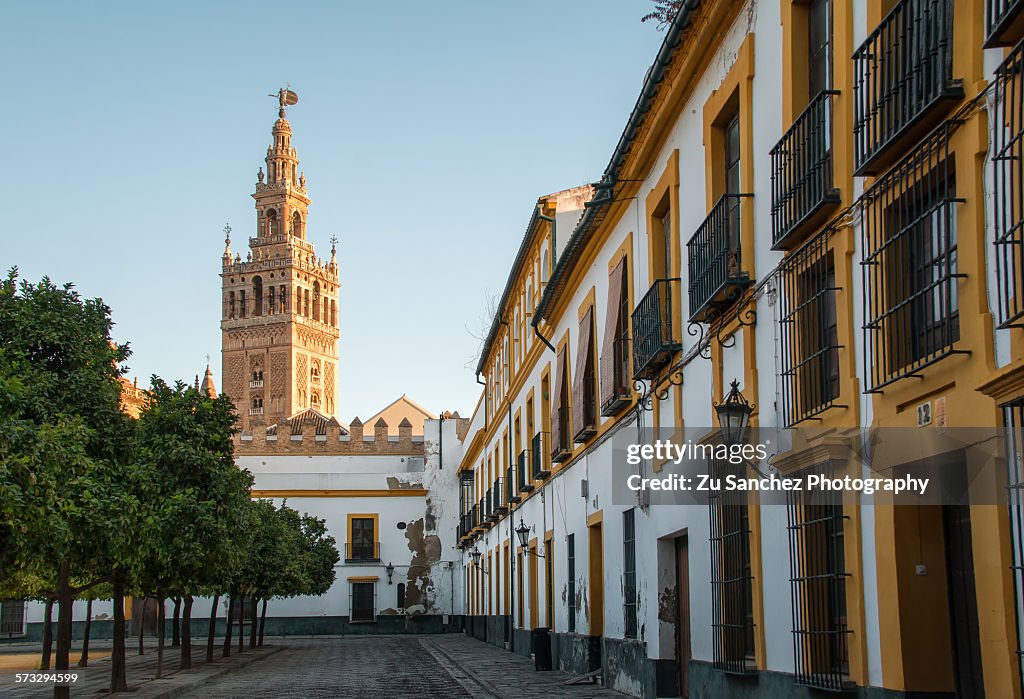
{"left": 716, "top": 379, "right": 753, "bottom": 447}
{"left": 385, "top": 562, "right": 395, "bottom": 585}
{"left": 515, "top": 519, "right": 530, "bottom": 549}
{"left": 469, "top": 546, "right": 489, "bottom": 575}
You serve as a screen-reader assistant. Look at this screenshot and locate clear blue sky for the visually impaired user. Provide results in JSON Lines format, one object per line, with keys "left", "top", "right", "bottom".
{"left": 1, "top": 1, "right": 661, "bottom": 420}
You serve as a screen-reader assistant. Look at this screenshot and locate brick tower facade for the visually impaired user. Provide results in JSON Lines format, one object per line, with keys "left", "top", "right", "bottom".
{"left": 220, "top": 89, "right": 340, "bottom": 433}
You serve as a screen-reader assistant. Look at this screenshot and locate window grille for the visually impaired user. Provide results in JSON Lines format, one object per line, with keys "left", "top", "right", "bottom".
{"left": 787, "top": 462, "right": 852, "bottom": 691}
{"left": 624, "top": 509, "right": 638, "bottom": 638}
{"left": 632, "top": 279, "right": 681, "bottom": 379}
{"left": 986, "top": 0, "right": 1024, "bottom": 47}
{"left": 993, "top": 42, "right": 1024, "bottom": 327}
{"left": 861, "top": 121, "right": 964, "bottom": 392}
{"left": 0, "top": 601, "right": 26, "bottom": 637}
{"left": 708, "top": 458, "right": 756, "bottom": 673}
{"left": 1004, "top": 397, "right": 1024, "bottom": 691}
{"left": 779, "top": 227, "right": 842, "bottom": 425}
{"left": 350, "top": 582, "right": 376, "bottom": 622}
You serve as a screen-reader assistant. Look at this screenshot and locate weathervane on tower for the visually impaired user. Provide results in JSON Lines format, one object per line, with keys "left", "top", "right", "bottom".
{"left": 269, "top": 85, "right": 299, "bottom": 117}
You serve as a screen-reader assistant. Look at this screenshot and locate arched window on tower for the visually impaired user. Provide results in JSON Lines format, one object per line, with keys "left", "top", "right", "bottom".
{"left": 266, "top": 209, "right": 278, "bottom": 237}
{"left": 312, "top": 282, "right": 321, "bottom": 321}
{"left": 310, "top": 392, "right": 321, "bottom": 410}
{"left": 323, "top": 298, "right": 328, "bottom": 324}
{"left": 279, "top": 285, "right": 287, "bottom": 313}
{"left": 253, "top": 276, "right": 263, "bottom": 316}
{"left": 304, "top": 288, "right": 310, "bottom": 317}
{"left": 331, "top": 300, "right": 337, "bottom": 327}
{"left": 228, "top": 291, "right": 235, "bottom": 319}
{"left": 296, "top": 286, "right": 302, "bottom": 315}
{"left": 268, "top": 286, "right": 275, "bottom": 315}
{"left": 239, "top": 290, "right": 247, "bottom": 318}
{"left": 292, "top": 211, "right": 302, "bottom": 238}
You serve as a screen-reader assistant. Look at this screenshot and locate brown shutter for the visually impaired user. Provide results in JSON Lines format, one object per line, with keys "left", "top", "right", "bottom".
{"left": 600, "top": 259, "right": 626, "bottom": 409}
{"left": 550, "top": 346, "right": 566, "bottom": 456}
{"left": 572, "top": 308, "right": 594, "bottom": 440}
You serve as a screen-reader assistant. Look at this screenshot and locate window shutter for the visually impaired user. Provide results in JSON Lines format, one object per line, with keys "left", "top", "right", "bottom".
{"left": 572, "top": 308, "right": 594, "bottom": 439}
{"left": 600, "top": 259, "right": 626, "bottom": 409}
{"left": 551, "top": 347, "right": 566, "bottom": 455}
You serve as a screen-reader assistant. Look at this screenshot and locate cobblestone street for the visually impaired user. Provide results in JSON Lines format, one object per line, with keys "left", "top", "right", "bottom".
{"left": 186, "top": 635, "right": 625, "bottom": 699}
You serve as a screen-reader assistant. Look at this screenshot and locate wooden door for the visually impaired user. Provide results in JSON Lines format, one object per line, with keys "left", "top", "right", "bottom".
{"left": 676, "top": 535, "right": 691, "bottom": 697}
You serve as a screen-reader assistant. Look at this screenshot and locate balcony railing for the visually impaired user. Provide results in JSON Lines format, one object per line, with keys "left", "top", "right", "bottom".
{"left": 345, "top": 542, "right": 380, "bottom": 562}
{"left": 770, "top": 91, "right": 841, "bottom": 250}
{"left": 852, "top": 0, "right": 961, "bottom": 175}
{"left": 987, "top": 0, "right": 1024, "bottom": 47}
{"left": 631, "top": 280, "right": 680, "bottom": 380}
{"left": 249, "top": 379, "right": 264, "bottom": 389}
{"left": 482, "top": 492, "right": 494, "bottom": 524}
{"left": 687, "top": 194, "right": 752, "bottom": 323}
{"left": 311, "top": 374, "right": 321, "bottom": 385}
{"left": 506, "top": 465, "right": 520, "bottom": 503}
{"left": 493, "top": 478, "right": 507, "bottom": 515}
{"left": 248, "top": 407, "right": 264, "bottom": 416}
{"left": 518, "top": 450, "right": 533, "bottom": 493}
{"left": 601, "top": 335, "right": 632, "bottom": 415}
{"left": 535, "top": 431, "right": 553, "bottom": 476}
{"left": 550, "top": 407, "right": 571, "bottom": 465}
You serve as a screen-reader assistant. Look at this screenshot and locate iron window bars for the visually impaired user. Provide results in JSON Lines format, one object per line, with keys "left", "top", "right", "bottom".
{"left": 345, "top": 541, "right": 380, "bottom": 562}
{"left": 852, "top": 0, "right": 960, "bottom": 175}
{"left": 771, "top": 91, "right": 841, "bottom": 249}
{"left": 534, "top": 432, "right": 552, "bottom": 477}
{"left": 493, "top": 477, "right": 507, "bottom": 515}
{"left": 0, "top": 601, "right": 25, "bottom": 637}
{"left": 987, "top": 0, "right": 1024, "bottom": 47}
{"left": 787, "top": 461, "right": 852, "bottom": 691}
{"left": 860, "top": 120, "right": 964, "bottom": 392}
{"left": 1004, "top": 396, "right": 1024, "bottom": 692}
{"left": 632, "top": 279, "right": 681, "bottom": 380}
{"left": 708, "top": 457, "right": 757, "bottom": 673}
{"left": 993, "top": 41, "right": 1024, "bottom": 327}
{"left": 624, "top": 509, "right": 638, "bottom": 639}
{"left": 779, "top": 227, "right": 843, "bottom": 426}
{"left": 551, "top": 407, "right": 572, "bottom": 464}
{"left": 688, "top": 194, "right": 753, "bottom": 323}
{"left": 350, "top": 582, "right": 376, "bottom": 623}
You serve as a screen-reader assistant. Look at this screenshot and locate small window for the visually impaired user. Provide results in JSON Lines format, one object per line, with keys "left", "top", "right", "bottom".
{"left": 349, "top": 517, "right": 377, "bottom": 561}
{"left": 397, "top": 583, "right": 406, "bottom": 611}
{"left": 623, "top": 509, "right": 637, "bottom": 638}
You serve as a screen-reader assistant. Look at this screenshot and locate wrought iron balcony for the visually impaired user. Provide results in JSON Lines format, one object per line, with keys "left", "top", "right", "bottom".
{"left": 987, "top": 0, "right": 1024, "bottom": 47}
{"left": 345, "top": 542, "right": 380, "bottom": 562}
{"left": 493, "top": 477, "right": 507, "bottom": 515}
{"left": 770, "top": 91, "right": 841, "bottom": 250}
{"left": 535, "top": 431, "right": 554, "bottom": 475}
{"left": 687, "top": 194, "right": 752, "bottom": 323}
{"left": 601, "top": 335, "right": 632, "bottom": 415}
{"left": 483, "top": 492, "right": 495, "bottom": 524}
{"left": 506, "top": 465, "right": 520, "bottom": 503}
{"left": 852, "top": 0, "right": 961, "bottom": 175}
{"left": 631, "top": 279, "right": 680, "bottom": 380}
{"left": 518, "top": 449, "right": 534, "bottom": 493}
{"left": 550, "top": 408, "right": 571, "bottom": 465}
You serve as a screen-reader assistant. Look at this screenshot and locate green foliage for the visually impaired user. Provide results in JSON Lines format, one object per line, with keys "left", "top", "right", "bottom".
{"left": 641, "top": 0, "right": 683, "bottom": 30}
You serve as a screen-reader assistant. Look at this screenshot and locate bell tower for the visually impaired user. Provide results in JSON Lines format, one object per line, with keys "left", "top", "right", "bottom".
{"left": 220, "top": 89, "right": 341, "bottom": 433}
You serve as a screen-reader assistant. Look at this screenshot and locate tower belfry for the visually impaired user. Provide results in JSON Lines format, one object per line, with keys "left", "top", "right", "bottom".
{"left": 220, "top": 89, "right": 340, "bottom": 433}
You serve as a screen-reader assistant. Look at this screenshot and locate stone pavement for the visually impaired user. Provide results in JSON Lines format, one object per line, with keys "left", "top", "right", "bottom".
{"left": 0, "top": 638, "right": 280, "bottom": 699}
{"left": 185, "top": 634, "right": 626, "bottom": 699}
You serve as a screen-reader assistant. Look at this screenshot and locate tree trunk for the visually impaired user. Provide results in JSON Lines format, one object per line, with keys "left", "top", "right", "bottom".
{"left": 78, "top": 598, "right": 92, "bottom": 667}
{"left": 237, "top": 595, "right": 244, "bottom": 653}
{"left": 180, "top": 595, "right": 193, "bottom": 670}
{"left": 137, "top": 598, "right": 146, "bottom": 655}
{"left": 248, "top": 598, "right": 258, "bottom": 649}
{"left": 110, "top": 580, "right": 128, "bottom": 693}
{"left": 222, "top": 594, "right": 234, "bottom": 658}
{"left": 155, "top": 597, "right": 165, "bottom": 679}
{"left": 258, "top": 598, "right": 268, "bottom": 647}
{"left": 206, "top": 594, "right": 219, "bottom": 663}
{"left": 171, "top": 596, "right": 181, "bottom": 647}
{"left": 40, "top": 597, "right": 53, "bottom": 670}
{"left": 53, "top": 559, "right": 73, "bottom": 699}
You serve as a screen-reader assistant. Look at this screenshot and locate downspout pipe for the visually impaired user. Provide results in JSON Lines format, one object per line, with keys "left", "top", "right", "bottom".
{"left": 476, "top": 372, "right": 487, "bottom": 425}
